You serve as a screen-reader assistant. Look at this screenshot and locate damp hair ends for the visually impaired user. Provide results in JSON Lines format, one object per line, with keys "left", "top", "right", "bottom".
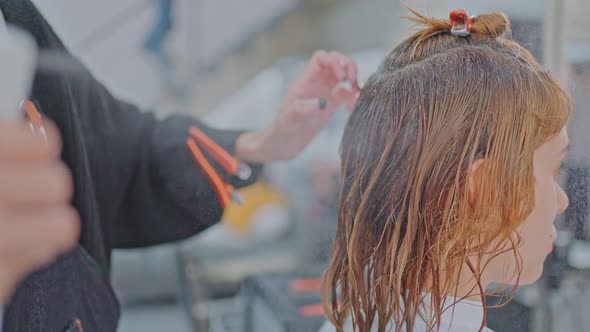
{"left": 321, "top": 8, "right": 572, "bottom": 332}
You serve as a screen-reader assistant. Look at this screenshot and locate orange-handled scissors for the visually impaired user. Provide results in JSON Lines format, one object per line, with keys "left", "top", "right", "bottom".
{"left": 188, "top": 127, "right": 252, "bottom": 180}
{"left": 187, "top": 126, "right": 248, "bottom": 209}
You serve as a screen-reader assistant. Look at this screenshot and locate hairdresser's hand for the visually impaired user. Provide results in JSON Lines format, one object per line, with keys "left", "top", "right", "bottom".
{"left": 236, "top": 51, "right": 360, "bottom": 162}
{"left": 0, "top": 120, "right": 79, "bottom": 304}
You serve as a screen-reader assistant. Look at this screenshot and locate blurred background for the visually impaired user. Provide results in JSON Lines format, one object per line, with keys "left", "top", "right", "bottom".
{"left": 32, "top": 0, "right": 590, "bottom": 331}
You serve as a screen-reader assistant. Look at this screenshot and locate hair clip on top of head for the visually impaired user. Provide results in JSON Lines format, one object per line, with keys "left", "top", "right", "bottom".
{"left": 450, "top": 9, "right": 475, "bottom": 37}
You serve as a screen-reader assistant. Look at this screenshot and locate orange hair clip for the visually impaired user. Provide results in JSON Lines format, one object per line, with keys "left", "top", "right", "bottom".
{"left": 450, "top": 9, "right": 475, "bottom": 37}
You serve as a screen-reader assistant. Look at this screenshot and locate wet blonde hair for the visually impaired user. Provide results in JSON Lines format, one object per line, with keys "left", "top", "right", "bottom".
{"left": 322, "top": 8, "right": 571, "bottom": 332}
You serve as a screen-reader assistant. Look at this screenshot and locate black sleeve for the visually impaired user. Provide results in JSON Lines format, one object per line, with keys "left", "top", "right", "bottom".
{"left": 1, "top": 0, "right": 264, "bottom": 249}
{"left": 111, "top": 106, "right": 263, "bottom": 248}
{"left": 49, "top": 54, "right": 264, "bottom": 249}
{"left": 83, "top": 79, "right": 263, "bottom": 249}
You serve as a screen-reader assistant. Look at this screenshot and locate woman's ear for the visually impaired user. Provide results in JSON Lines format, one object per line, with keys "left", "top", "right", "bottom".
{"left": 467, "top": 159, "right": 485, "bottom": 208}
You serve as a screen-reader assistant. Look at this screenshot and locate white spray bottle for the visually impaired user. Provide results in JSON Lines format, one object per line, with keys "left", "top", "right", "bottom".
{"left": 0, "top": 26, "right": 37, "bottom": 120}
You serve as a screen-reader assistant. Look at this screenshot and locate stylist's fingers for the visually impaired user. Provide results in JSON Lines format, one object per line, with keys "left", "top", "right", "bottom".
{"left": 33, "top": 206, "right": 80, "bottom": 257}
{"left": 332, "top": 85, "right": 360, "bottom": 111}
{"left": 0, "top": 119, "right": 61, "bottom": 162}
{"left": 291, "top": 97, "right": 333, "bottom": 120}
{"left": 0, "top": 206, "right": 79, "bottom": 270}
{"left": 313, "top": 50, "right": 347, "bottom": 82}
{"left": 0, "top": 161, "right": 73, "bottom": 205}
{"left": 328, "top": 52, "right": 358, "bottom": 86}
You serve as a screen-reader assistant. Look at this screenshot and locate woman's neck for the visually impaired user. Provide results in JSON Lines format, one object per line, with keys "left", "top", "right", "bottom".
{"left": 424, "top": 263, "right": 491, "bottom": 304}
{"left": 448, "top": 263, "right": 491, "bottom": 303}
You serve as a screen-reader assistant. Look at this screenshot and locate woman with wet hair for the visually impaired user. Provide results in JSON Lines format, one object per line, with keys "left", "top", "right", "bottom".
{"left": 321, "top": 8, "right": 571, "bottom": 332}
